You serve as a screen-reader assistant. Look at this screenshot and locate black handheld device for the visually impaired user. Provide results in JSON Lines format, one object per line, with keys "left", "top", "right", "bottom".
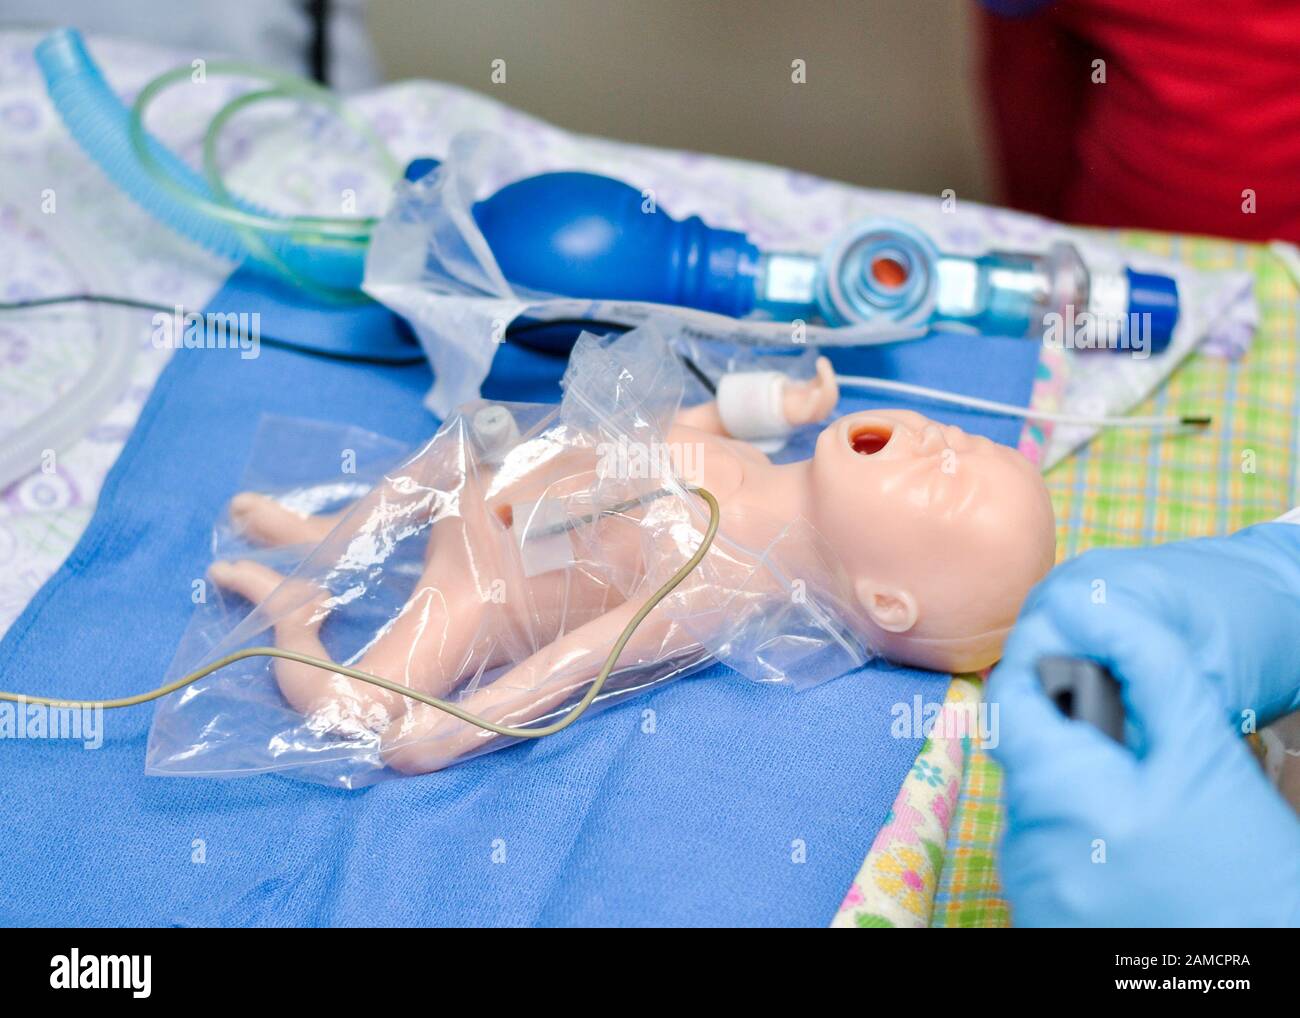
{"left": 1035, "top": 656, "right": 1126, "bottom": 744}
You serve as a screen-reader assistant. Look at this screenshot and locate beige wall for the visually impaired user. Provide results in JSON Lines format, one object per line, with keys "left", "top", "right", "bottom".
{"left": 366, "top": 0, "right": 993, "bottom": 202}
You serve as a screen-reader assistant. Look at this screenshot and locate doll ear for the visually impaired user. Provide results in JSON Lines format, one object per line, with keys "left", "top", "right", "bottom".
{"left": 854, "top": 579, "right": 918, "bottom": 634}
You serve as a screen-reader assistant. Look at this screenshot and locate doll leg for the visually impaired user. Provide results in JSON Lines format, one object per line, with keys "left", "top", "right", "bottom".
{"left": 381, "top": 592, "right": 706, "bottom": 774}
{"left": 228, "top": 492, "right": 347, "bottom": 547}
{"left": 211, "top": 512, "right": 511, "bottom": 726}
{"left": 209, "top": 559, "right": 409, "bottom": 726}
{"left": 355, "top": 551, "right": 493, "bottom": 696}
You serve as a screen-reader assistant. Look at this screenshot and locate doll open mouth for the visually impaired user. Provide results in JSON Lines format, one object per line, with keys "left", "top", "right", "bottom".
{"left": 849, "top": 422, "right": 894, "bottom": 456}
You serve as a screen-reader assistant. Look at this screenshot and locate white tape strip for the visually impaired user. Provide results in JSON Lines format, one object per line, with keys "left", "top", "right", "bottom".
{"left": 510, "top": 498, "right": 575, "bottom": 577}
{"left": 716, "top": 370, "right": 792, "bottom": 443}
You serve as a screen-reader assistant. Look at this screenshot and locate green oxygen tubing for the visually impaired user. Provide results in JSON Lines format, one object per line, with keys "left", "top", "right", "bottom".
{"left": 36, "top": 28, "right": 399, "bottom": 302}
{"left": 0, "top": 489, "right": 720, "bottom": 748}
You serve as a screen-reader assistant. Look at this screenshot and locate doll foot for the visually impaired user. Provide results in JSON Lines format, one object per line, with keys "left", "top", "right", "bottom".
{"left": 380, "top": 710, "right": 465, "bottom": 775}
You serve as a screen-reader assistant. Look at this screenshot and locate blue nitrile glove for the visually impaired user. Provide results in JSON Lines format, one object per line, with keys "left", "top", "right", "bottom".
{"left": 1007, "top": 524, "right": 1300, "bottom": 725}
{"left": 988, "top": 523, "right": 1300, "bottom": 927}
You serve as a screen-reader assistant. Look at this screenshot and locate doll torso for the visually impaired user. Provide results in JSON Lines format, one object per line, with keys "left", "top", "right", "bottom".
{"left": 461, "top": 423, "right": 771, "bottom": 650}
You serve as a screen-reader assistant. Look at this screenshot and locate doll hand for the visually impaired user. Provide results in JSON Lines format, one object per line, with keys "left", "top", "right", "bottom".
{"left": 780, "top": 357, "right": 838, "bottom": 426}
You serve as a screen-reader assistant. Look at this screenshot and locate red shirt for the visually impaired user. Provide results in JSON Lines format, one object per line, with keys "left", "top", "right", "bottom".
{"left": 979, "top": 0, "right": 1300, "bottom": 242}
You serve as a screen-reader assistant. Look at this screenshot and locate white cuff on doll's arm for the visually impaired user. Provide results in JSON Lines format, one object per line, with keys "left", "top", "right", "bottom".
{"left": 1277, "top": 506, "right": 1300, "bottom": 526}
{"left": 715, "top": 371, "right": 792, "bottom": 444}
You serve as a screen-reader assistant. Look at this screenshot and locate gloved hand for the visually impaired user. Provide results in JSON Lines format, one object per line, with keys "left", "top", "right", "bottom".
{"left": 1005, "top": 523, "right": 1300, "bottom": 725}
{"left": 989, "top": 524, "right": 1300, "bottom": 927}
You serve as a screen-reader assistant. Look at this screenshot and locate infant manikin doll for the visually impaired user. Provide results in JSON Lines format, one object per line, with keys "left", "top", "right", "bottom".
{"left": 207, "top": 337, "right": 1056, "bottom": 775}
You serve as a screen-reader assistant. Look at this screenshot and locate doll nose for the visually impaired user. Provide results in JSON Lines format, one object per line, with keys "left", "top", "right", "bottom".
{"left": 919, "top": 423, "right": 948, "bottom": 452}
{"left": 942, "top": 424, "right": 976, "bottom": 451}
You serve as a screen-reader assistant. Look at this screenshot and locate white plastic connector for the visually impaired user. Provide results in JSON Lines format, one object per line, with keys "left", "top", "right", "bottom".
{"left": 472, "top": 404, "right": 520, "bottom": 463}
{"left": 716, "top": 370, "right": 793, "bottom": 447}
{"left": 1088, "top": 268, "right": 1130, "bottom": 321}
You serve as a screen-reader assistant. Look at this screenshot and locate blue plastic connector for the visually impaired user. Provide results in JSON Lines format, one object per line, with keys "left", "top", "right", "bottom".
{"left": 1126, "top": 268, "right": 1179, "bottom": 354}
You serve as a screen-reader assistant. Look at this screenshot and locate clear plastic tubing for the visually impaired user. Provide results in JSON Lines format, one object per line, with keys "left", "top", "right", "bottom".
{"left": 0, "top": 169, "right": 136, "bottom": 492}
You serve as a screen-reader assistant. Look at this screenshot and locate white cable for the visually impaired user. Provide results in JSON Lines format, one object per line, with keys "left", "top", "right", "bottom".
{"left": 836, "top": 374, "right": 1210, "bottom": 430}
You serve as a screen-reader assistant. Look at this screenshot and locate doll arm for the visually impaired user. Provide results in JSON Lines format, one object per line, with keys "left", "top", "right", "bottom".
{"left": 673, "top": 356, "right": 838, "bottom": 438}
{"left": 381, "top": 589, "right": 706, "bottom": 773}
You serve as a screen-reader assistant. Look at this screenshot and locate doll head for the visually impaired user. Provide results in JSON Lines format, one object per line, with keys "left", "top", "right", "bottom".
{"left": 809, "top": 409, "right": 1055, "bottom": 672}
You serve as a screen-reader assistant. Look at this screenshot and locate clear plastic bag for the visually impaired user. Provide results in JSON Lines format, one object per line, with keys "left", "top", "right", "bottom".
{"left": 364, "top": 131, "right": 1257, "bottom": 469}
{"left": 146, "top": 321, "right": 871, "bottom": 787}
{"left": 363, "top": 131, "right": 921, "bottom": 418}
